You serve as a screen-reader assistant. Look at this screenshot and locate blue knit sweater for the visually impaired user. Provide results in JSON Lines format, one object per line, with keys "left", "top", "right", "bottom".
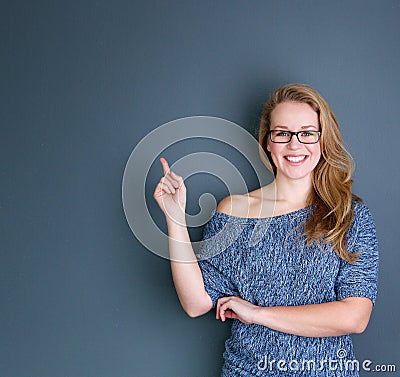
{"left": 197, "top": 200, "right": 379, "bottom": 376}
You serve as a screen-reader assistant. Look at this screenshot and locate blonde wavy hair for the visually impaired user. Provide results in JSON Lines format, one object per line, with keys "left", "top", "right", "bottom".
{"left": 258, "top": 83, "right": 361, "bottom": 263}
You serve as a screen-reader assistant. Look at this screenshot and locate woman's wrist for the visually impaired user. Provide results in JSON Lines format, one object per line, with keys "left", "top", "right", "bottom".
{"left": 251, "top": 305, "right": 267, "bottom": 326}
{"left": 166, "top": 213, "right": 187, "bottom": 228}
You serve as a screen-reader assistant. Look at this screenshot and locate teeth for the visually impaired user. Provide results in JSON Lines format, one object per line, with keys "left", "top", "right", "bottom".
{"left": 286, "top": 155, "right": 306, "bottom": 162}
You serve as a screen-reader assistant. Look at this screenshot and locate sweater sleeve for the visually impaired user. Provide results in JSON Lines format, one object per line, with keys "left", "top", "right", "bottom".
{"left": 196, "top": 213, "right": 240, "bottom": 308}
{"left": 335, "top": 202, "right": 379, "bottom": 305}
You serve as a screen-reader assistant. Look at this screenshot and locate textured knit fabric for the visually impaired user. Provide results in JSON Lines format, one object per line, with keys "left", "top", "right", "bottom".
{"left": 197, "top": 200, "right": 379, "bottom": 377}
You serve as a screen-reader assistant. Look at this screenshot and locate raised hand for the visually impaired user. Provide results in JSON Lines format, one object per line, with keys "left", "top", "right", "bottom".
{"left": 153, "top": 157, "right": 187, "bottom": 224}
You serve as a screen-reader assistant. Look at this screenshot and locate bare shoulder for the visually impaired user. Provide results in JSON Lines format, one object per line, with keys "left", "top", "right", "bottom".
{"left": 216, "top": 194, "right": 246, "bottom": 216}
{"left": 216, "top": 185, "right": 276, "bottom": 218}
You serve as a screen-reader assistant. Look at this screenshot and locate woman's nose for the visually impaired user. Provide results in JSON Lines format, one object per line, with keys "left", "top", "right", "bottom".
{"left": 287, "top": 134, "right": 302, "bottom": 148}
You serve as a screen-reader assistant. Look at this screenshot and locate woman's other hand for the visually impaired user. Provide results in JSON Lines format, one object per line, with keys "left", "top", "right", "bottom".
{"left": 153, "top": 157, "right": 187, "bottom": 223}
{"left": 216, "top": 296, "right": 259, "bottom": 325}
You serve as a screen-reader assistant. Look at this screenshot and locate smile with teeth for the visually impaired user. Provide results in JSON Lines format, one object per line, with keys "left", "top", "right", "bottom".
{"left": 285, "top": 155, "right": 307, "bottom": 162}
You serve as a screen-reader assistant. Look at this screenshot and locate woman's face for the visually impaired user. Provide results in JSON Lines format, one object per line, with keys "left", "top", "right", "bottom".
{"left": 267, "top": 101, "right": 321, "bottom": 182}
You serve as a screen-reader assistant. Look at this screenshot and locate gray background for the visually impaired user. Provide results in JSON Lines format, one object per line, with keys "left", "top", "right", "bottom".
{"left": 1, "top": 1, "right": 399, "bottom": 376}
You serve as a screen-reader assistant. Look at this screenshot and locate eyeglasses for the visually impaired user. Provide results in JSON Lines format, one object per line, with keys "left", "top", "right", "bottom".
{"left": 268, "top": 130, "right": 321, "bottom": 144}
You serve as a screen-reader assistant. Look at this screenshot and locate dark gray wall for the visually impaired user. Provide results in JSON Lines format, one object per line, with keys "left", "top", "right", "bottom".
{"left": 1, "top": 1, "right": 399, "bottom": 376}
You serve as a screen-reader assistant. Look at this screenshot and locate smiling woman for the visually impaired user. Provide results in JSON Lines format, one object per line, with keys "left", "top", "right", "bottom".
{"left": 258, "top": 84, "right": 360, "bottom": 263}
{"left": 153, "top": 83, "right": 379, "bottom": 377}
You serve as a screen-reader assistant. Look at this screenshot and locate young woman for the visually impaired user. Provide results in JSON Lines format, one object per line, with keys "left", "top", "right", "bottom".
{"left": 153, "top": 83, "right": 379, "bottom": 376}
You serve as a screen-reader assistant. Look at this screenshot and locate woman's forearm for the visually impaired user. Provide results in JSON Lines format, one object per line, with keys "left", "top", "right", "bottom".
{"left": 252, "top": 297, "right": 373, "bottom": 337}
{"left": 167, "top": 217, "right": 212, "bottom": 317}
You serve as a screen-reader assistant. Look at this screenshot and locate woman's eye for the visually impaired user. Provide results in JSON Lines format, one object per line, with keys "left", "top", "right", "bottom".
{"left": 276, "top": 131, "right": 289, "bottom": 137}
{"left": 301, "top": 131, "right": 313, "bottom": 137}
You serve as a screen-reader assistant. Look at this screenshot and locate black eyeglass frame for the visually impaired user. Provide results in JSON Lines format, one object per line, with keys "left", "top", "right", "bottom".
{"left": 268, "top": 130, "right": 321, "bottom": 144}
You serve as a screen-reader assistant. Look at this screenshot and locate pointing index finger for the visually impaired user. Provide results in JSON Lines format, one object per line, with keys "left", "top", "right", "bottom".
{"left": 160, "top": 157, "right": 170, "bottom": 175}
